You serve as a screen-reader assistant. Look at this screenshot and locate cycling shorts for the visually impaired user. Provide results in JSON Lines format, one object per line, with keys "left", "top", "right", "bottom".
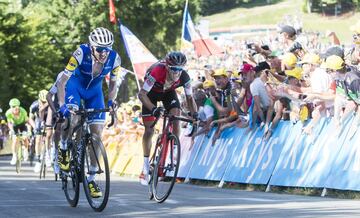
{"left": 14, "top": 123, "right": 27, "bottom": 134}
{"left": 65, "top": 76, "right": 105, "bottom": 124}
{"left": 141, "top": 90, "right": 180, "bottom": 122}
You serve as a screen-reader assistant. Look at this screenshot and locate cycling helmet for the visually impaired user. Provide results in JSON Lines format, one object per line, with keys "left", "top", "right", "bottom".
{"left": 38, "top": 90, "right": 48, "bottom": 102}
{"left": 88, "top": 27, "right": 114, "bottom": 47}
{"left": 165, "top": 51, "right": 187, "bottom": 66}
{"left": 9, "top": 98, "right": 20, "bottom": 107}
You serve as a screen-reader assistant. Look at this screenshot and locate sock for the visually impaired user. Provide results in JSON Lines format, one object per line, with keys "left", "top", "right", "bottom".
{"left": 60, "top": 140, "right": 67, "bottom": 150}
{"left": 143, "top": 156, "right": 150, "bottom": 174}
{"left": 87, "top": 166, "right": 98, "bottom": 182}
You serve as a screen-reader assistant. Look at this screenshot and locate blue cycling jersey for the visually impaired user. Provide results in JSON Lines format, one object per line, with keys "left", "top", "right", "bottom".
{"left": 63, "top": 43, "right": 121, "bottom": 124}
{"left": 65, "top": 43, "right": 121, "bottom": 89}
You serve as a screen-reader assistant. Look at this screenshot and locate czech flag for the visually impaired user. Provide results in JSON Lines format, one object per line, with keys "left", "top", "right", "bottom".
{"left": 119, "top": 24, "right": 158, "bottom": 80}
{"left": 181, "top": 1, "right": 223, "bottom": 57}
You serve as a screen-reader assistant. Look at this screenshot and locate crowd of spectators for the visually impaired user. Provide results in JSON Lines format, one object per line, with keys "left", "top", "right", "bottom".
{"left": 178, "top": 18, "right": 360, "bottom": 142}
{"left": 101, "top": 17, "right": 360, "bottom": 147}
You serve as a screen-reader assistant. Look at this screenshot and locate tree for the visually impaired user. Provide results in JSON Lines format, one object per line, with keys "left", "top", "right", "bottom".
{"left": 0, "top": 0, "right": 202, "bottom": 107}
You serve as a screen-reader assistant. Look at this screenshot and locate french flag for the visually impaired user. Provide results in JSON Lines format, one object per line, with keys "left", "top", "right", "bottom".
{"left": 119, "top": 23, "right": 158, "bottom": 80}
{"left": 181, "top": 1, "right": 223, "bottom": 57}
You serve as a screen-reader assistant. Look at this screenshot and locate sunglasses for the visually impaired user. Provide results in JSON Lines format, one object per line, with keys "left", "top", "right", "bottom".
{"left": 353, "top": 34, "right": 360, "bottom": 40}
{"left": 11, "top": 106, "right": 19, "bottom": 109}
{"left": 95, "top": 46, "right": 111, "bottom": 53}
{"left": 169, "top": 66, "right": 183, "bottom": 73}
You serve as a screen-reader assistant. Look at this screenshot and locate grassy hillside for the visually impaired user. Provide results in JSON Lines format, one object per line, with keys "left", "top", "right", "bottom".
{"left": 203, "top": 0, "right": 360, "bottom": 43}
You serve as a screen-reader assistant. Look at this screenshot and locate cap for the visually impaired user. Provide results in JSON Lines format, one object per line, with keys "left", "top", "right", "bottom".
{"left": 280, "top": 25, "right": 296, "bottom": 37}
{"left": 203, "top": 80, "right": 216, "bottom": 89}
{"left": 212, "top": 68, "right": 228, "bottom": 77}
{"left": 325, "top": 55, "right": 344, "bottom": 70}
{"left": 298, "top": 53, "right": 320, "bottom": 65}
{"left": 285, "top": 67, "right": 302, "bottom": 80}
{"left": 239, "top": 63, "right": 254, "bottom": 74}
{"left": 320, "top": 46, "right": 344, "bottom": 59}
{"left": 281, "top": 52, "right": 297, "bottom": 67}
{"left": 254, "top": 61, "right": 271, "bottom": 73}
{"left": 288, "top": 41, "right": 303, "bottom": 53}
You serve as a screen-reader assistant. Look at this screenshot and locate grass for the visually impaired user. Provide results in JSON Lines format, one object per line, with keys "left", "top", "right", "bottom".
{"left": 203, "top": 0, "right": 360, "bottom": 43}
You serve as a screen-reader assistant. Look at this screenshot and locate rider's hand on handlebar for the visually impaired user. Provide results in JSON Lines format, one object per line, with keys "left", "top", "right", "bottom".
{"left": 107, "top": 100, "right": 117, "bottom": 110}
{"left": 151, "top": 107, "right": 164, "bottom": 118}
{"left": 59, "top": 104, "right": 71, "bottom": 118}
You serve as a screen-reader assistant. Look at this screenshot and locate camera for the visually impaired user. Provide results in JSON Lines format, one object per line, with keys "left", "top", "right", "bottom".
{"left": 246, "top": 43, "right": 255, "bottom": 50}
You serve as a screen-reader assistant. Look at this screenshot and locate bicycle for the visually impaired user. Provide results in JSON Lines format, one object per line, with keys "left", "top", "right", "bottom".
{"left": 61, "top": 107, "right": 114, "bottom": 212}
{"left": 147, "top": 108, "right": 197, "bottom": 203}
{"left": 14, "top": 131, "right": 28, "bottom": 174}
{"left": 39, "top": 123, "right": 60, "bottom": 180}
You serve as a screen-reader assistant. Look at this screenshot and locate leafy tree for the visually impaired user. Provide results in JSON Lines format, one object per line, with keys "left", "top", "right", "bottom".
{"left": 0, "top": 0, "right": 202, "bottom": 108}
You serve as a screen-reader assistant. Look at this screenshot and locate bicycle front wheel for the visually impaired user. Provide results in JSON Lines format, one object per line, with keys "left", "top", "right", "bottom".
{"left": 152, "top": 134, "right": 181, "bottom": 203}
{"left": 63, "top": 146, "right": 80, "bottom": 207}
{"left": 82, "top": 136, "right": 110, "bottom": 212}
{"left": 15, "top": 144, "right": 22, "bottom": 174}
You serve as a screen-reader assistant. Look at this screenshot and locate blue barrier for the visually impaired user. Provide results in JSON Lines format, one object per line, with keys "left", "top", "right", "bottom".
{"left": 269, "top": 118, "right": 327, "bottom": 187}
{"left": 325, "top": 117, "right": 360, "bottom": 191}
{"left": 176, "top": 115, "right": 360, "bottom": 193}
{"left": 187, "top": 127, "right": 240, "bottom": 181}
{"left": 302, "top": 118, "right": 350, "bottom": 188}
{"left": 222, "top": 121, "right": 289, "bottom": 184}
{"left": 177, "top": 133, "right": 205, "bottom": 178}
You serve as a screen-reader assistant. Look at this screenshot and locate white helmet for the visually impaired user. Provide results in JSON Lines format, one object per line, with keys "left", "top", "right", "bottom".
{"left": 88, "top": 27, "right": 114, "bottom": 47}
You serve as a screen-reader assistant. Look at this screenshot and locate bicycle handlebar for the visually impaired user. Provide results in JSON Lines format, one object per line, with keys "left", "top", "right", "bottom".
{"left": 150, "top": 110, "right": 198, "bottom": 136}
{"left": 61, "top": 107, "right": 116, "bottom": 129}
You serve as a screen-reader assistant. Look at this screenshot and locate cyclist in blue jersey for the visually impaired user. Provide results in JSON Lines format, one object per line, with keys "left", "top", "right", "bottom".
{"left": 57, "top": 27, "right": 120, "bottom": 198}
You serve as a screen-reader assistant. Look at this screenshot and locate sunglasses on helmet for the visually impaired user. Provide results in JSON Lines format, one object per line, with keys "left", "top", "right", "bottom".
{"left": 169, "top": 66, "right": 183, "bottom": 73}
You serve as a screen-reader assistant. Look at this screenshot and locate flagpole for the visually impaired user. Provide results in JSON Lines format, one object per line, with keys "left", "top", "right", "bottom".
{"left": 118, "top": 18, "right": 141, "bottom": 92}
{"left": 180, "top": 0, "right": 189, "bottom": 51}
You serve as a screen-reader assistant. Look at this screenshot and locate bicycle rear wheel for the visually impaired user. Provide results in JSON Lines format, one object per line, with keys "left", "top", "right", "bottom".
{"left": 39, "top": 149, "right": 46, "bottom": 179}
{"left": 62, "top": 146, "right": 80, "bottom": 207}
{"left": 152, "top": 134, "right": 181, "bottom": 203}
{"left": 82, "top": 136, "right": 110, "bottom": 212}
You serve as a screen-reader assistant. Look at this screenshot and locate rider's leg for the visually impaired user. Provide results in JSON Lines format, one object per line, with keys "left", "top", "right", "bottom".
{"left": 169, "top": 107, "right": 181, "bottom": 137}
{"left": 58, "top": 114, "right": 80, "bottom": 171}
{"left": 142, "top": 120, "right": 155, "bottom": 172}
{"left": 88, "top": 123, "right": 104, "bottom": 182}
{"left": 10, "top": 135, "right": 18, "bottom": 164}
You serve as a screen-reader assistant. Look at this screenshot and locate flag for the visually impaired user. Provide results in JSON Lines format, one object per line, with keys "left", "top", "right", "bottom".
{"left": 181, "top": 1, "right": 223, "bottom": 57}
{"left": 119, "top": 24, "right": 158, "bottom": 80}
{"left": 109, "top": 0, "right": 116, "bottom": 24}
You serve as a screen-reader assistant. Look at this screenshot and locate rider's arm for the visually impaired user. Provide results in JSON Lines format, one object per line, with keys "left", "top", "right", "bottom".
{"left": 138, "top": 75, "right": 156, "bottom": 111}
{"left": 108, "top": 55, "right": 121, "bottom": 102}
{"left": 24, "top": 109, "right": 34, "bottom": 130}
{"left": 57, "top": 72, "right": 71, "bottom": 106}
{"left": 58, "top": 48, "right": 82, "bottom": 106}
{"left": 46, "top": 91, "right": 56, "bottom": 113}
{"left": 183, "top": 81, "right": 197, "bottom": 115}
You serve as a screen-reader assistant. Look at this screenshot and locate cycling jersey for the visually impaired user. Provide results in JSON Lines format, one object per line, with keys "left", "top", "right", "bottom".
{"left": 344, "top": 66, "right": 360, "bottom": 104}
{"left": 143, "top": 62, "right": 192, "bottom": 95}
{"left": 5, "top": 107, "right": 28, "bottom": 126}
{"left": 64, "top": 44, "right": 121, "bottom": 124}
{"left": 29, "top": 100, "right": 40, "bottom": 118}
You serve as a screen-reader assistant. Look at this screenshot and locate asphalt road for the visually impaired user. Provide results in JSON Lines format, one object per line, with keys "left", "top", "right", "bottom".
{"left": 1, "top": 155, "right": 360, "bottom": 218}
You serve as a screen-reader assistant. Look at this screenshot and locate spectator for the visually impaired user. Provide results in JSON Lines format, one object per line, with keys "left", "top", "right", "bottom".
{"left": 192, "top": 80, "right": 219, "bottom": 137}
{"left": 249, "top": 64, "right": 274, "bottom": 131}
{"left": 325, "top": 55, "right": 358, "bottom": 132}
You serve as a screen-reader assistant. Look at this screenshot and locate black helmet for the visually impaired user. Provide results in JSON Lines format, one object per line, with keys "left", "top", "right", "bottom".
{"left": 165, "top": 51, "right": 187, "bottom": 66}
